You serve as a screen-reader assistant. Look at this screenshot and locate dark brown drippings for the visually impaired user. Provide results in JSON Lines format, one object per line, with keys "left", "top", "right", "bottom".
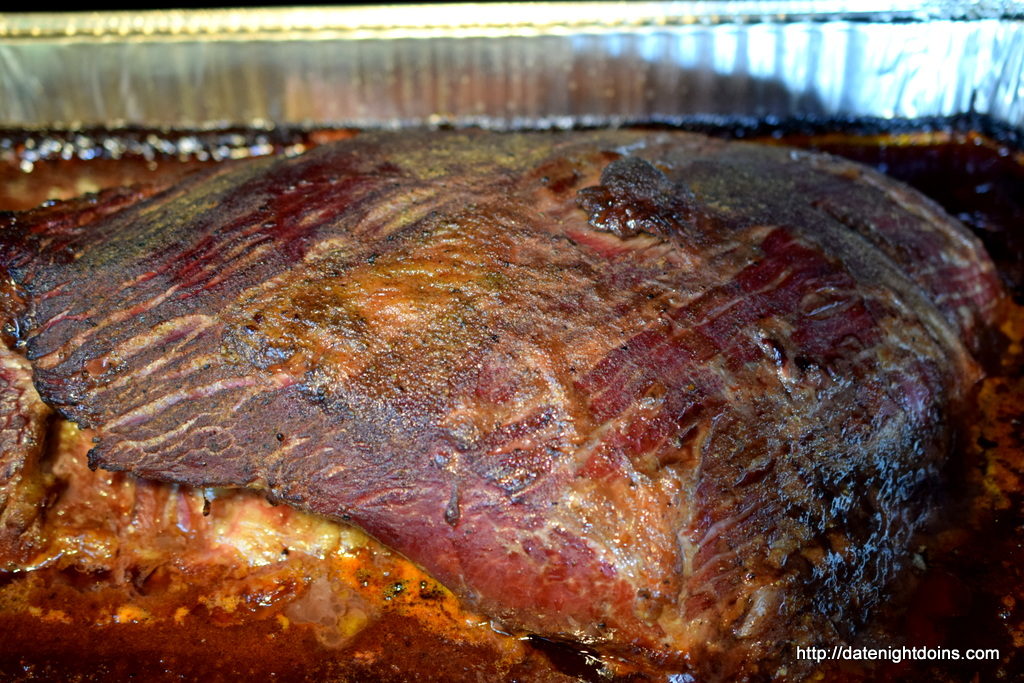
{"left": 526, "top": 636, "right": 615, "bottom": 682}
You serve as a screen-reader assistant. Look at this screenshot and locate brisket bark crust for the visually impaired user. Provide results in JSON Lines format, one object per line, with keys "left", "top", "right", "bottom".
{"left": 0, "top": 130, "right": 1003, "bottom": 677}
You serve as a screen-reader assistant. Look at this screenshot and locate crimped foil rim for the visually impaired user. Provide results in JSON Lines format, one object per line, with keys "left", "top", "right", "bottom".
{"left": 1, "top": 2, "right": 1022, "bottom": 41}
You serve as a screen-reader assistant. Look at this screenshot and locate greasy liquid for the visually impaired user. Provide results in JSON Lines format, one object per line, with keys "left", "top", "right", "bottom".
{"left": 0, "top": 120, "right": 1022, "bottom": 682}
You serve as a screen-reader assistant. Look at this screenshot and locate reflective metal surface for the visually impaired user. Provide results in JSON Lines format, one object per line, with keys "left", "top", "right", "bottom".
{"left": 0, "top": 3, "right": 1021, "bottom": 130}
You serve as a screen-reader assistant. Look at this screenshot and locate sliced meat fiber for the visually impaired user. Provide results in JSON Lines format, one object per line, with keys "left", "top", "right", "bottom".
{"left": 0, "top": 346, "right": 50, "bottom": 567}
{"left": 0, "top": 130, "right": 1004, "bottom": 677}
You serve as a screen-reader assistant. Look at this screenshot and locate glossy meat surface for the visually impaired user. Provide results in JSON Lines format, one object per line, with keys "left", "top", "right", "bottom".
{"left": 0, "top": 346, "right": 49, "bottom": 565}
{"left": 0, "top": 130, "right": 1003, "bottom": 676}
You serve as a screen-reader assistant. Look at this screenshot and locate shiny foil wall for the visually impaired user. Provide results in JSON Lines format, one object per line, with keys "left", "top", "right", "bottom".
{"left": 0, "top": 2, "right": 1021, "bottom": 130}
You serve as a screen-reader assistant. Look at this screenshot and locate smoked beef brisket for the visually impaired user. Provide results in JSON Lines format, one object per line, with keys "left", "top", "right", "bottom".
{"left": 0, "top": 130, "right": 1004, "bottom": 677}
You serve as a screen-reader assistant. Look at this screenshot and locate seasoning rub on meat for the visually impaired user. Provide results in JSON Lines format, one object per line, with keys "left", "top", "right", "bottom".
{"left": 0, "top": 130, "right": 1004, "bottom": 678}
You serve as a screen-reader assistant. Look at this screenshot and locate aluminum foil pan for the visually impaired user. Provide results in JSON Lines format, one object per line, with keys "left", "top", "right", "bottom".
{"left": 0, "top": 3, "right": 1022, "bottom": 132}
